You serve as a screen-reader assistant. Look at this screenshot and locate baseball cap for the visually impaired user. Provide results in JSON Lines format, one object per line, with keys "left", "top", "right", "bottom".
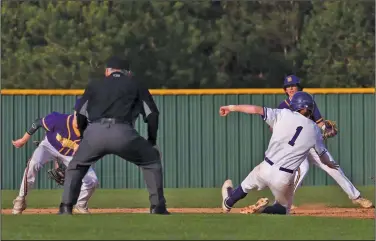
{"left": 283, "top": 75, "right": 301, "bottom": 87}
{"left": 105, "top": 56, "right": 130, "bottom": 70}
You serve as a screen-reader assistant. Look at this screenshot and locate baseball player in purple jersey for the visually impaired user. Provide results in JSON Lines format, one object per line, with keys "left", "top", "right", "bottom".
{"left": 11, "top": 99, "right": 98, "bottom": 214}
{"left": 277, "top": 75, "right": 373, "bottom": 209}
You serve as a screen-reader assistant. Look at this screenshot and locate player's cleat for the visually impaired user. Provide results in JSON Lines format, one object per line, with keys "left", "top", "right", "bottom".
{"left": 12, "top": 196, "right": 26, "bottom": 215}
{"left": 58, "top": 203, "right": 73, "bottom": 215}
{"left": 221, "top": 179, "right": 233, "bottom": 213}
{"left": 73, "top": 204, "right": 91, "bottom": 214}
{"left": 290, "top": 204, "right": 298, "bottom": 210}
{"left": 150, "top": 205, "right": 170, "bottom": 215}
{"left": 240, "top": 197, "right": 269, "bottom": 214}
{"left": 352, "top": 196, "right": 374, "bottom": 208}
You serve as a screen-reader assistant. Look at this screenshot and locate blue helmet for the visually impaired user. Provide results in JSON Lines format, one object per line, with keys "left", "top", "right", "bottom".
{"left": 290, "top": 91, "right": 315, "bottom": 113}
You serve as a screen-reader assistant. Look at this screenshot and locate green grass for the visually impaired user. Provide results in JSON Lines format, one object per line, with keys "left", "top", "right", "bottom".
{"left": 2, "top": 214, "right": 373, "bottom": 240}
{"left": 1, "top": 186, "right": 375, "bottom": 240}
{"left": 1, "top": 185, "right": 375, "bottom": 209}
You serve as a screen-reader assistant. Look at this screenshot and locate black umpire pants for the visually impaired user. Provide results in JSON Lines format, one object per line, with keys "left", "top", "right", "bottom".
{"left": 61, "top": 120, "right": 166, "bottom": 209}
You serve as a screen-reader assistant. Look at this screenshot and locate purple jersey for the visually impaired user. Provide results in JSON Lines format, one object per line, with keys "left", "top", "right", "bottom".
{"left": 277, "top": 98, "right": 324, "bottom": 124}
{"left": 41, "top": 112, "right": 81, "bottom": 156}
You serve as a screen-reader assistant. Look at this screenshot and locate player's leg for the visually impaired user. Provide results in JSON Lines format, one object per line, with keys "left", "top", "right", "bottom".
{"left": 114, "top": 134, "right": 167, "bottom": 214}
{"left": 74, "top": 167, "right": 98, "bottom": 214}
{"left": 308, "top": 149, "right": 373, "bottom": 208}
{"left": 262, "top": 178, "right": 295, "bottom": 215}
{"left": 60, "top": 133, "right": 105, "bottom": 214}
{"left": 221, "top": 162, "right": 268, "bottom": 213}
{"left": 59, "top": 156, "right": 99, "bottom": 214}
{"left": 293, "top": 158, "right": 310, "bottom": 193}
{"left": 13, "top": 140, "right": 55, "bottom": 214}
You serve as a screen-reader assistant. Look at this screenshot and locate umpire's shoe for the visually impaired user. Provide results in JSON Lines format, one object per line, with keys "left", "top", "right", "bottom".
{"left": 58, "top": 203, "right": 73, "bottom": 215}
{"left": 150, "top": 205, "right": 170, "bottom": 215}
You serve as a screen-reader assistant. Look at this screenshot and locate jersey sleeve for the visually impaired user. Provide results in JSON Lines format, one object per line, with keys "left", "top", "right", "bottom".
{"left": 314, "top": 126, "right": 327, "bottom": 156}
{"left": 311, "top": 100, "right": 324, "bottom": 124}
{"left": 261, "top": 107, "right": 283, "bottom": 127}
{"left": 41, "top": 112, "right": 59, "bottom": 132}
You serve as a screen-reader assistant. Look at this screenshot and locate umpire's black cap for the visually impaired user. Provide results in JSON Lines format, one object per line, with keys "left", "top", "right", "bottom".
{"left": 106, "top": 56, "right": 130, "bottom": 70}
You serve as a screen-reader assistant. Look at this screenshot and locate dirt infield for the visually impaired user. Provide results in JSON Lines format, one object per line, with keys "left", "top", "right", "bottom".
{"left": 2, "top": 205, "right": 374, "bottom": 219}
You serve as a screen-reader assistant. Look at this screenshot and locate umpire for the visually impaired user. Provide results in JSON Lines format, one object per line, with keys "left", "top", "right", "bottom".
{"left": 59, "top": 56, "right": 169, "bottom": 215}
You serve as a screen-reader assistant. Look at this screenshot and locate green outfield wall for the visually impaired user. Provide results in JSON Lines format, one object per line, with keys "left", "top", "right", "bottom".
{"left": 1, "top": 89, "right": 374, "bottom": 189}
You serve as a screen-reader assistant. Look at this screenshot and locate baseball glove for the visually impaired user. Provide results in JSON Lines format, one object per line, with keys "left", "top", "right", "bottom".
{"left": 322, "top": 120, "right": 338, "bottom": 140}
{"left": 47, "top": 160, "right": 66, "bottom": 186}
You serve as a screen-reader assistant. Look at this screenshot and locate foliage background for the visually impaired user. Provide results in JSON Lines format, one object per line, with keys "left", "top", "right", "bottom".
{"left": 1, "top": 0, "right": 374, "bottom": 89}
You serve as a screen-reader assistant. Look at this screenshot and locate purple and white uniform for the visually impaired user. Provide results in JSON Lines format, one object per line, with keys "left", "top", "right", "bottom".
{"left": 18, "top": 112, "right": 98, "bottom": 208}
{"left": 277, "top": 98, "right": 360, "bottom": 200}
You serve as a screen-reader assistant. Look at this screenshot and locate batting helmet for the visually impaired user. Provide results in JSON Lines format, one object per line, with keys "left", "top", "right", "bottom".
{"left": 290, "top": 91, "right": 315, "bottom": 113}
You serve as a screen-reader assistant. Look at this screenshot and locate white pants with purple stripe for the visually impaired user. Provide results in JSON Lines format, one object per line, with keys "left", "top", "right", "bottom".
{"left": 293, "top": 148, "right": 360, "bottom": 200}
{"left": 241, "top": 160, "right": 295, "bottom": 214}
{"left": 18, "top": 137, "right": 99, "bottom": 207}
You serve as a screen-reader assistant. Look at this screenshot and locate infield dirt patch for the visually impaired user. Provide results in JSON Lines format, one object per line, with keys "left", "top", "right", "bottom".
{"left": 2, "top": 205, "right": 374, "bottom": 219}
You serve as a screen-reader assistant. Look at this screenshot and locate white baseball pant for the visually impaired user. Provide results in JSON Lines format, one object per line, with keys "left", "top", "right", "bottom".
{"left": 241, "top": 161, "right": 295, "bottom": 214}
{"left": 294, "top": 148, "right": 360, "bottom": 200}
{"left": 18, "top": 137, "right": 99, "bottom": 207}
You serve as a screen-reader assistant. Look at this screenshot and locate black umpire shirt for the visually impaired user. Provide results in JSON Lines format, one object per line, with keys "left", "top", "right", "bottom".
{"left": 75, "top": 72, "right": 160, "bottom": 145}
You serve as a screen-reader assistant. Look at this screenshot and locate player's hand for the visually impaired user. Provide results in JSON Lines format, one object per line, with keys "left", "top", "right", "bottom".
{"left": 219, "top": 106, "right": 232, "bottom": 116}
{"left": 12, "top": 138, "right": 27, "bottom": 148}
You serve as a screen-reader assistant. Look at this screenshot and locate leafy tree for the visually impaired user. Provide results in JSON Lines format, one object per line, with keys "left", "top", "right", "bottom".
{"left": 1, "top": 0, "right": 374, "bottom": 88}
{"left": 298, "top": 1, "right": 375, "bottom": 87}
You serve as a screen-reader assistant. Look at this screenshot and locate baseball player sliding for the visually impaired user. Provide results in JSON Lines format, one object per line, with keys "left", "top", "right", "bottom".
{"left": 279, "top": 75, "right": 373, "bottom": 209}
{"left": 11, "top": 100, "right": 98, "bottom": 214}
{"left": 220, "top": 91, "right": 339, "bottom": 215}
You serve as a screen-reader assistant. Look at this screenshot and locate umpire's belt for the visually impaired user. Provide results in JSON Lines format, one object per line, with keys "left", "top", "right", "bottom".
{"left": 91, "top": 118, "right": 131, "bottom": 125}
{"left": 264, "top": 157, "right": 294, "bottom": 174}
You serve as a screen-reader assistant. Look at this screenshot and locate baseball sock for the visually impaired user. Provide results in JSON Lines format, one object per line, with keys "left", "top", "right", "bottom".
{"left": 262, "top": 203, "right": 287, "bottom": 215}
{"left": 225, "top": 186, "right": 247, "bottom": 208}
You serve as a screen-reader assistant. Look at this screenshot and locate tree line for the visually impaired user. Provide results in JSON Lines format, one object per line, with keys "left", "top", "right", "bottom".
{"left": 1, "top": 0, "right": 374, "bottom": 89}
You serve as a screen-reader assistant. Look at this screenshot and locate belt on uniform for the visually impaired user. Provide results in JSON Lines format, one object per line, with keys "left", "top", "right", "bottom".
{"left": 91, "top": 118, "right": 130, "bottom": 125}
{"left": 264, "top": 157, "right": 294, "bottom": 174}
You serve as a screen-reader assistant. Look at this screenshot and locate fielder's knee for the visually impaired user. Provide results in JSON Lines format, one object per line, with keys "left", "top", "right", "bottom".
{"left": 82, "top": 171, "right": 99, "bottom": 189}
{"left": 28, "top": 158, "right": 44, "bottom": 173}
{"left": 82, "top": 178, "right": 99, "bottom": 190}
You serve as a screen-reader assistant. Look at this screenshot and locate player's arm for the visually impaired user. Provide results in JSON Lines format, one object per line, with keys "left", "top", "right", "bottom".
{"left": 12, "top": 116, "right": 53, "bottom": 148}
{"left": 311, "top": 100, "right": 338, "bottom": 139}
{"left": 219, "top": 105, "right": 281, "bottom": 127}
{"left": 314, "top": 127, "right": 339, "bottom": 169}
{"left": 311, "top": 100, "right": 325, "bottom": 127}
{"left": 219, "top": 105, "right": 264, "bottom": 116}
{"left": 139, "top": 86, "right": 160, "bottom": 146}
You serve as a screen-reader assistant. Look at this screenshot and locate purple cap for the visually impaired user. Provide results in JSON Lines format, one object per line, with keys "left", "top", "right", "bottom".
{"left": 283, "top": 75, "right": 301, "bottom": 87}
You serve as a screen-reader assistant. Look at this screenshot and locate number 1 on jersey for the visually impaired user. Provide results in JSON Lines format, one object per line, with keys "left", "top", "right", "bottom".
{"left": 288, "top": 126, "right": 303, "bottom": 146}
